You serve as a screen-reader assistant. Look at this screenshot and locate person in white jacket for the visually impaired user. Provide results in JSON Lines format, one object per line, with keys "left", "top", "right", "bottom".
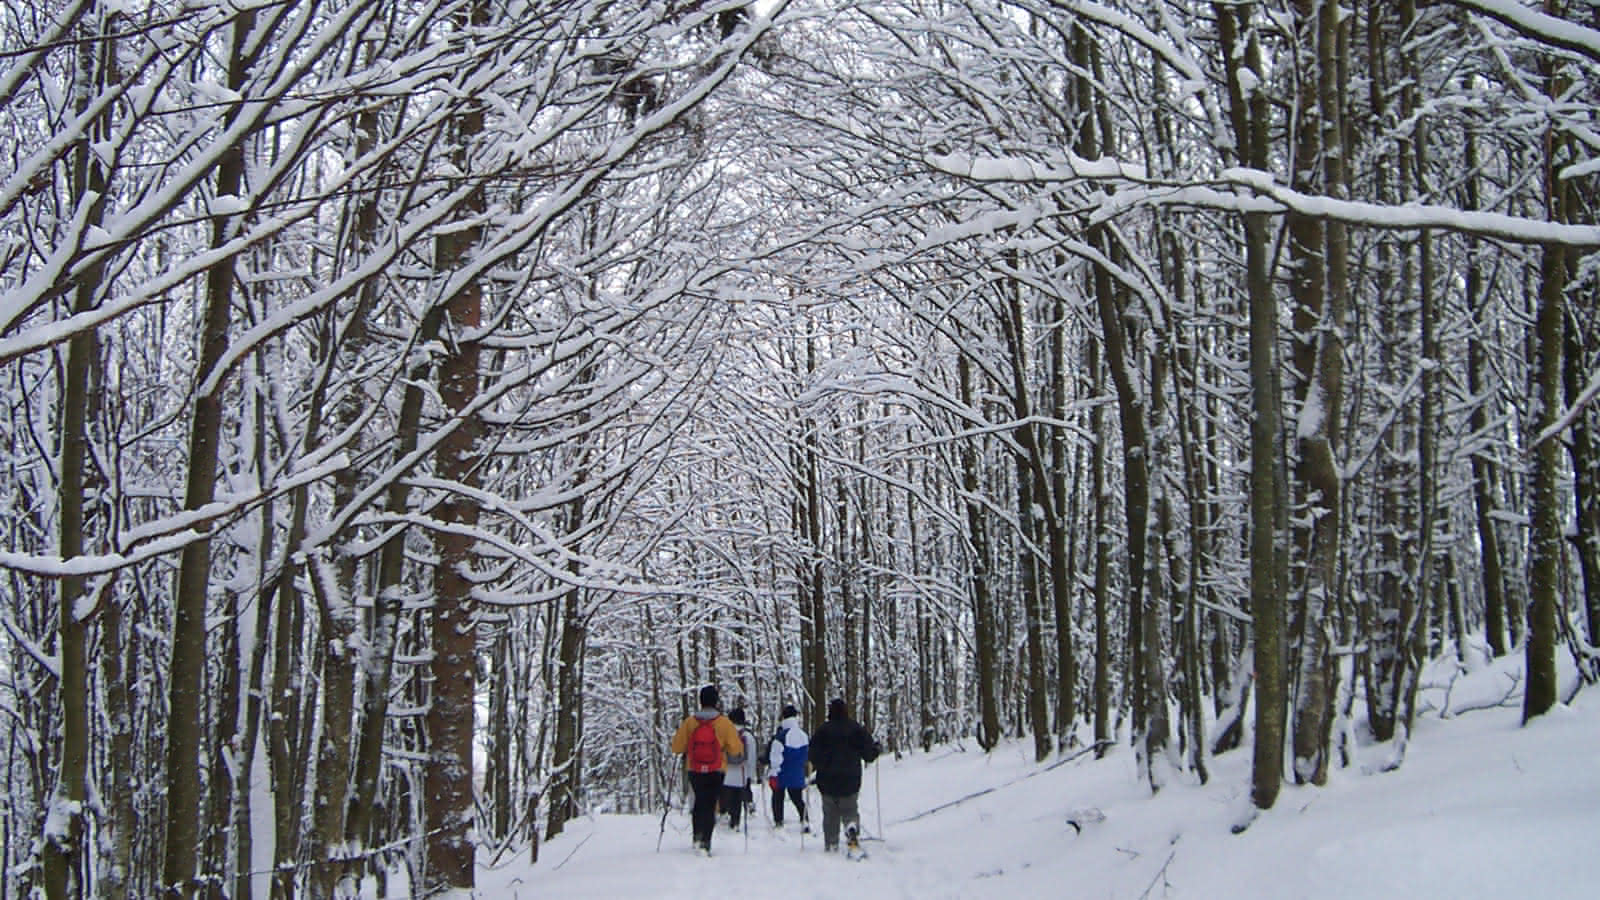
{"left": 719, "top": 707, "right": 758, "bottom": 830}
{"left": 767, "top": 704, "right": 810, "bottom": 831}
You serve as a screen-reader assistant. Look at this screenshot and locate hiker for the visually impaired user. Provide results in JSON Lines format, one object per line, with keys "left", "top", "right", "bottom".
{"left": 670, "top": 685, "right": 746, "bottom": 854}
{"left": 767, "top": 703, "right": 810, "bottom": 831}
{"left": 808, "top": 697, "right": 881, "bottom": 853}
{"left": 720, "top": 707, "right": 758, "bottom": 830}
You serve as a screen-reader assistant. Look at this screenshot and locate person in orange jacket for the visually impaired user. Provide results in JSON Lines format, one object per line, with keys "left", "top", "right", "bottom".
{"left": 670, "top": 685, "right": 746, "bottom": 855}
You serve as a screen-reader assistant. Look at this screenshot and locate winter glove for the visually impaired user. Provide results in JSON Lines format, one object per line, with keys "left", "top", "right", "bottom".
{"left": 768, "top": 776, "right": 777, "bottom": 792}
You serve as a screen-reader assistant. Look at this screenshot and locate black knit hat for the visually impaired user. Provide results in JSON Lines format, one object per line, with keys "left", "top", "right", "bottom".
{"left": 729, "top": 707, "right": 746, "bottom": 725}
{"left": 828, "top": 697, "right": 847, "bottom": 720}
{"left": 700, "top": 685, "right": 720, "bottom": 709}
{"left": 781, "top": 703, "right": 798, "bottom": 719}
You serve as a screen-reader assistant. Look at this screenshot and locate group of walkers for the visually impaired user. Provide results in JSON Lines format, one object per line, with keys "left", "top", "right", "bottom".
{"left": 669, "top": 685, "right": 881, "bottom": 856}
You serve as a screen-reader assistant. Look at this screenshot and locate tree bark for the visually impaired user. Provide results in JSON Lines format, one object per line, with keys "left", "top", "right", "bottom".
{"left": 43, "top": 10, "right": 114, "bottom": 896}
{"left": 164, "top": 9, "right": 254, "bottom": 894}
{"left": 999, "top": 266, "right": 1054, "bottom": 762}
{"left": 1289, "top": 0, "right": 1349, "bottom": 787}
{"left": 1216, "top": 1, "right": 1286, "bottom": 815}
{"left": 424, "top": 2, "right": 488, "bottom": 885}
{"left": 1089, "top": 337, "right": 1112, "bottom": 759}
{"left": 1462, "top": 126, "right": 1511, "bottom": 659}
{"left": 959, "top": 353, "right": 1002, "bottom": 750}
{"left": 1524, "top": 1, "right": 1570, "bottom": 717}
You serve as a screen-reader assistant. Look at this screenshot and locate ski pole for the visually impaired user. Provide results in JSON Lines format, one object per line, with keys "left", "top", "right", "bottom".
{"left": 799, "top": 784, "right": 808, "bottom": 851}
{"left": 875, "top": 758, "right": 882, "bottom": 840}
{"left": 655, "top": 787, "right": 671, "bottom": 853}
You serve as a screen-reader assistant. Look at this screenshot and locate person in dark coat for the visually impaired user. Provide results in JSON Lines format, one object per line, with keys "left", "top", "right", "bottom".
{"left": 807, "top": 697, "right": 880, "bottom": 852}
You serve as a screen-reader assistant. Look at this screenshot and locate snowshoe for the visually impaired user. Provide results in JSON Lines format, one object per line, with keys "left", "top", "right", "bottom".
{"left": 845, "top": 825, "right": 866, "bottom": 860}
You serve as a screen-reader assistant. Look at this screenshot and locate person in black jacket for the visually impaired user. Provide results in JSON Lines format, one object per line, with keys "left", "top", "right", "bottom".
{"left": 807, "top": 697, "right": 880, "bottom": 852}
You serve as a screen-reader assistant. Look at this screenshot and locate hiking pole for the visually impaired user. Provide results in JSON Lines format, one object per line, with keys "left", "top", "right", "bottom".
{"left": 655, "top": 786, "right": 671, "bottom": 853}
{"left": 875, "top": 758, "right": 883, "bottom": 841}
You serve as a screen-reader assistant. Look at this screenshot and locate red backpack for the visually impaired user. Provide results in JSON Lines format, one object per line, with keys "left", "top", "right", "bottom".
{"left": 688, "top": 716, "right": 723, "bottom": 773}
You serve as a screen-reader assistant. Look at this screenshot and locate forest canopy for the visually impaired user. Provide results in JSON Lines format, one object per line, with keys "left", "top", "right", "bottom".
{"left": 0, "top": 0, "right": 1596, "bottom": 897}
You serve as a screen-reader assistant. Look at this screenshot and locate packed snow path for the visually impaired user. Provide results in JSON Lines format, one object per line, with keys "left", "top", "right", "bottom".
{"left": 501, "top": 660, "right": 1598, "bottom": 899}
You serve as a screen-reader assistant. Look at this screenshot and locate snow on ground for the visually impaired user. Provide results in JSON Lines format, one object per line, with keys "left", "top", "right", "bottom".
{"left": 479, "top": 656, "right": 1598, "bottom": 899}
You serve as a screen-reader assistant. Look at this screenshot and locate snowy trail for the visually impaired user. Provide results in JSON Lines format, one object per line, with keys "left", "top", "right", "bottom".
{"left": 498, "top": 661, "right": 1600, "bottom": 899}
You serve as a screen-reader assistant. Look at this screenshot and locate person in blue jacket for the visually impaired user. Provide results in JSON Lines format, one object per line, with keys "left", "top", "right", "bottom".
{"left": 767, "top": 704, "right": 810, "bottom": 831}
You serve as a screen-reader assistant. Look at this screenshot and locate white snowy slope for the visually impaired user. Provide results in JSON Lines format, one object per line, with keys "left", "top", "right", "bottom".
{"left": 476, "top": 653, "right": 1598, "bottom": 900}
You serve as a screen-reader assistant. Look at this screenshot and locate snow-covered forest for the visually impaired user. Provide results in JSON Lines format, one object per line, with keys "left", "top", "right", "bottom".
{"left": 1, "top": 0, "right": 1596, "bottom": 897}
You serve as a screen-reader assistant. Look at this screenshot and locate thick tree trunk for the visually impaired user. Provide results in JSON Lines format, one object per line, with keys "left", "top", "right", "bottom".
{"left": 1522, "top": 0, "right": 1579, "bottom": 723}
{"left": 1524, "top": 38, "right": 1569, "bottom": 716}
{"left": 424, "top": 4, "right": 487, "bottom": 882}
{"left": 1525, "top": 244, "right": 1564, "bottom": 721}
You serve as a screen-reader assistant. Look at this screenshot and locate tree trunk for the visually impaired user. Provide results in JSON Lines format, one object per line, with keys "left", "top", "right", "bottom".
{"left": 1463, "top": 127, "right": 1510, "bottom": 659}
{"left": 1562, "top": 215, "right": 1600, "bottom": 677}
{"left": 999, "top": 267, "right": 1054, "bottom": 762}
{"left": 1216, "top": 1, "right": 1286, "bottom": 815}
{"left": 344, "top": 305, "right": 446, "bottom": 855}
{"left": 802, "top": 336, "right": 830, "bottom": 727}
{"left": 1050, "top": 286, "right": 1079, "bottom": 749}
{"left": 959, "top": 353, "right": 1002, "bottom": 749}
{"left": 164, "top": 9, "right": 254, "bottom": 894}
{"left": 1089, "top": 338, "right": 1112, "bottom": 758}
{"left": 487, "top": 633, "right": 513, "bottom": 843}
{"left": 546, "top": 493, "right": 588, "bottom": 841}
{"left": 1524, "top": 4, "right": 1571, "bottom": 717}
{"left": 43, "top": 11, "right": 114, "bottom": 895}
{"left": 424, "top": 2, "right": 488, "bottom": 884}
{"left": 1289, "top": 0, "right": 1348, "bottom": 787}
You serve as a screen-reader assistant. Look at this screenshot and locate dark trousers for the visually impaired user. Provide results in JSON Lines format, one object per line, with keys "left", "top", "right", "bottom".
{"left": 688, "top": 771, "right": 725, "bottom": 849}
{"left": 720, "top": 783, "right": 751, "bottom": 829}
{"left": 771, "top": 784, "right": 806, "bottom": 826}
{"left": 820, "top": 792, "right": 860, "bottom": 849}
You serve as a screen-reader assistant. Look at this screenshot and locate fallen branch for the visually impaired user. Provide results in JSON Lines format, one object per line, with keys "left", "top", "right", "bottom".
{"left": 1137, "top": 850, "right": 1177, "bottom": 900}
{"left": 892, "top": 740, "right": 1113, "bottom": 825}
